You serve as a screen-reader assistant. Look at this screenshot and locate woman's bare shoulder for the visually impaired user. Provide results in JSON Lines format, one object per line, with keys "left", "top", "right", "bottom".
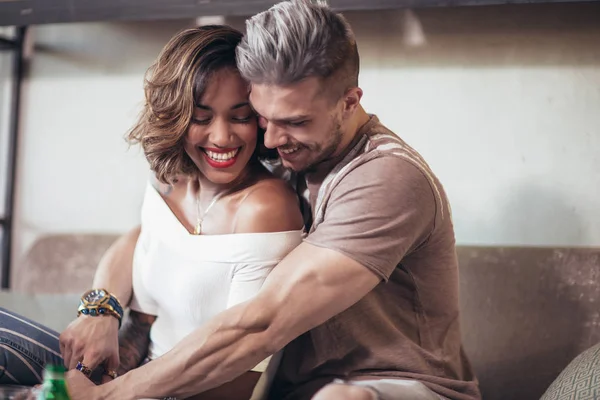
{"left": 233, "top": 176, "right": 304, "bottom": 234}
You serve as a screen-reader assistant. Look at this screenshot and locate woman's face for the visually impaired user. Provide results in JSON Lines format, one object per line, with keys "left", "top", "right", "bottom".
{"left": 184, "top": 68, "right": 258, "bottom": 185}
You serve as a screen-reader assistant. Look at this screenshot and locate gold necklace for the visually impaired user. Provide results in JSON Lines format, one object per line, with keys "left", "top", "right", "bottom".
{"left": 193, "top": 190, "right": 227, "bottom": 235}
{"left": 193, "top": 167, "right": 253, "bottom": 235}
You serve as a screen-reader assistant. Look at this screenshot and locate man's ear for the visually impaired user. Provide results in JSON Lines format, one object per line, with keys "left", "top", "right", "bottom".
{"left": 341, "top": 87, "right": 363, "bottom": 117}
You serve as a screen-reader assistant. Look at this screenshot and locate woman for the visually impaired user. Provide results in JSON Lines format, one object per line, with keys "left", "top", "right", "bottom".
{"left": 0, "top": 25, "right": 304, "bottom": 399}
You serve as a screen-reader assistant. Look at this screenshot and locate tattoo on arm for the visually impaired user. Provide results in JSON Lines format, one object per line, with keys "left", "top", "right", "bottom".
{"left": 117, "top": 310, "right": 156, "bottom": 375}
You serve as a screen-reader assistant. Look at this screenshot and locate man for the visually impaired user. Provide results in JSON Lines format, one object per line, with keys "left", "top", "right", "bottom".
{"left": 63, "top": 1, "right": 480, "bottom": 399}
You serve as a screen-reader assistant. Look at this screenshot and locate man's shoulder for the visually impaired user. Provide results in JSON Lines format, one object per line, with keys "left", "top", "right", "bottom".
{"left": 342, "top": 138, "right": 430, "bottom": 186}
{"left": 334, "top": 153, "right": 437, "bottom": 209}
{"left": 327, "top": 116, "right": 449, "bottom": 219}
{"left": 360, "top": 116, "right": 423, "bottom": 165}
{"left": 346, "top": 115, "right": 437, "bottom": 185}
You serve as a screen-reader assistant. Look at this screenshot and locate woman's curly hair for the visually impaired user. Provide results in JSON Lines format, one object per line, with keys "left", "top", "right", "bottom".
{"left": 127, "top": 25, "right": 275, "bottom": 183}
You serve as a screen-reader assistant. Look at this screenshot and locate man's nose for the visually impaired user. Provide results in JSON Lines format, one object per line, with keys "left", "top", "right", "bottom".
{"left": 263, "top": 123, "right": 287, "bottom": 149}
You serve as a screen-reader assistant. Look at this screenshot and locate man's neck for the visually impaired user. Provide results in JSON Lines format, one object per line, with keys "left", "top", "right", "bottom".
{"left": 333, "top": 105, "right": 371, "bottom": 159}
{"left": 304, "top": 106, "right": 371, "bottom": 180}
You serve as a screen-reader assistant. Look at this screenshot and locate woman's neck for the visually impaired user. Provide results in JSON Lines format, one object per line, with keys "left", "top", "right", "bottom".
{"left": 194, "top": 164, "right": 257, "bottom": 204}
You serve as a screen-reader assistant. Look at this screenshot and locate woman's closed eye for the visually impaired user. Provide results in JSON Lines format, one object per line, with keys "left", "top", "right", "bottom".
{"left": 232, "top": 114, "right": 254, "bottom": 123}
{"left": 191, "top": 114, "right": 254, "bottom": 125}
{"left": 192, "top": 117, "right": 211, "bottom": 125}
{"left": 191, "top": 111, "right": 212, "bottom": 125}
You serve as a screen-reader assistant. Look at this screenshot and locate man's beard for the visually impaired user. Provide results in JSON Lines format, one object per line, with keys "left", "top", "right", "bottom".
{"left": 302, "top": 122, "right": 344, "bottom": 173}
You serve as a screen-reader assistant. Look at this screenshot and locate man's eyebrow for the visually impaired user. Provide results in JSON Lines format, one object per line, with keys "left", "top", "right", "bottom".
{"left": 277, "top": 114, "right": 310, "bottom": 123}
{"left": 195, "top": 104, "right": 211, "bottom": 110}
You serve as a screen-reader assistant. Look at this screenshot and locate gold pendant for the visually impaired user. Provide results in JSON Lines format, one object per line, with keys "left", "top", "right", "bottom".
{"left": 193, "top": 222, "right": 201, "bottom": 235}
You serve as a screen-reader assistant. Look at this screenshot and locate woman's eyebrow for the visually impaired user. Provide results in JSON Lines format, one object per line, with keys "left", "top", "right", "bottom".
{"left": 194, "top": 102, "right": 249, "bottom": 110}
{"left": 231, "top": 102, "right": 250, "bottom": 110}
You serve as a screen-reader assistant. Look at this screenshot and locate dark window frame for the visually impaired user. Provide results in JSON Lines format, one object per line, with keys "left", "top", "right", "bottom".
{"left": 0, "top": 26, "right": 26, "bottom": 289}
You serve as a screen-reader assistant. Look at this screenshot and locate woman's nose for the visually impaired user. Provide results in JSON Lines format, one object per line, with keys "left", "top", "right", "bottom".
{"left": 208, "top": 117, "right": 232, "bottom": 146}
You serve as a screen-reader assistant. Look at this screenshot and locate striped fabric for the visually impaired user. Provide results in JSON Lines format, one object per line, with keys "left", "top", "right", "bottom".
{"left": 0, "top": 308, "right": 63, "bottom": 386}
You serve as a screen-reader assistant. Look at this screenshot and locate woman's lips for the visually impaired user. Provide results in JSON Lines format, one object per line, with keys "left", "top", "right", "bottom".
{"left": 201, "top": 147, "right": 241, "bottom": 169}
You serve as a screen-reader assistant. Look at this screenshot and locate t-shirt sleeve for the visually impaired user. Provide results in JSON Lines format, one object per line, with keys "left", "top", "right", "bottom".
{"left": 304, "top": 155, "right": 437, "bottom": 280}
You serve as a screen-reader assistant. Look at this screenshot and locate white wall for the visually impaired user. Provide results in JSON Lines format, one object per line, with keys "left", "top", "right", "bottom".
{"left": 350, "top": 5, "right": 600, "bottom": 247}
{"left": 10, "top": 3, "right": 600, "bottom": 271}
{"left": 12, "top": 20, "right": 195, "bottom": 271}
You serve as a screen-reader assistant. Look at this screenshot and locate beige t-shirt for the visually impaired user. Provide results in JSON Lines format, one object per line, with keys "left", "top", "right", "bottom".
{"left": 268, "top": 116, "right": 481, "bottom": 400}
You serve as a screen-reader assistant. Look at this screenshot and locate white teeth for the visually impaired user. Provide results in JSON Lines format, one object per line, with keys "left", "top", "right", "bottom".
{"left": 205, "top": 149, "right": 239, "bottom": 162}
{"left": 280, "top": 147, "right": 299, "bottom": 154}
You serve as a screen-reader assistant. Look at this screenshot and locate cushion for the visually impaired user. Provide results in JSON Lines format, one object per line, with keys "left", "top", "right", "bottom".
{"left": 541, "top": 343, "right": 600, "bottom": 400}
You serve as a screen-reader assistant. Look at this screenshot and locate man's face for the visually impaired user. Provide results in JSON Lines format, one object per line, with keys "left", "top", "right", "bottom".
{"left": 249, "top": 77, "right": 344, "bottom": 172}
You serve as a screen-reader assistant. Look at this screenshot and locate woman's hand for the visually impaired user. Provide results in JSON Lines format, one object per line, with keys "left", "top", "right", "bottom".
{"left": 60, "top": 226, "right": 141, "bottom": 379}
{"left": 59, "top": 315, "right": 120, "bottom": 379}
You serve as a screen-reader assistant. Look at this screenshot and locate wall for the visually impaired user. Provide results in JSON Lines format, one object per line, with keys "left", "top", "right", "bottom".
{"left": 352, "top": 4, "right": 600, "bottom": 247}
{"left": 10, "top": 3, "right": 600, "bottom": 275}
{"left": 11, "top": 20, "right": 196, "bottom": 277}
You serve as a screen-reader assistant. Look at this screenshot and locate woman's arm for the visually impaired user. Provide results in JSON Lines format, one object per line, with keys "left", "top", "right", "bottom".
{"left": 61, "top": 176, "right": 169, "bottom": 372}
{"left": 117, "top": 310, "right": 156, "bottom": 376}
{"left": 91, "top": 225, "right": 141, "bottom": 306}
{"left": 60, "top": 226, "right": 141, "bottom": 372}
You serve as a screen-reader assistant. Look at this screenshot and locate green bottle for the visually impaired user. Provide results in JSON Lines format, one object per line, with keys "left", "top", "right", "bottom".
{"left": 37, "top": 364, "right": 71, "bottom": 400}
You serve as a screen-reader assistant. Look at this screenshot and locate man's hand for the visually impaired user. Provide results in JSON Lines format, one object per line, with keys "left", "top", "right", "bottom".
{"left": 16, "top": 371, "right": 102, "bottom": 400}
{"left": 59, "top": 315, "right": 120, "bottom": 378}
{"left": 65, "top": 370, "right": 102, "bottom": 400}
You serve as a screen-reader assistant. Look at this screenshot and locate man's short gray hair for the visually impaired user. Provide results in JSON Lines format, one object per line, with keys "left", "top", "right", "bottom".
{"left": 237, "top": 0, "right": 359, "bottom": 97}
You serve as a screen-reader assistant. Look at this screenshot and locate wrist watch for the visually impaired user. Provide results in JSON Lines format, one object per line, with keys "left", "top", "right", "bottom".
{"left": 77, "top": 288, "right": 124, "bottom": 327}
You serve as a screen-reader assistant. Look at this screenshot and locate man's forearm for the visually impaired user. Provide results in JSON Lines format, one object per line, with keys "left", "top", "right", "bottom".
{"left": 96, "top": 242, "right": 380, "bottom": 400}
{"left": 92, "top": 226, "right": 140, "bottom": 306}
{"left": 101, "top": 301, "right": 276, "bottom": 400}
{"left": 117, "top": 310, "right": 155, "bottom": 376}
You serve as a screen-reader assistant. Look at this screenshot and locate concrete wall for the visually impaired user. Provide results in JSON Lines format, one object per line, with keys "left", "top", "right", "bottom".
{"left": 10, "top": 3, "right": 600, "bottom": 274}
